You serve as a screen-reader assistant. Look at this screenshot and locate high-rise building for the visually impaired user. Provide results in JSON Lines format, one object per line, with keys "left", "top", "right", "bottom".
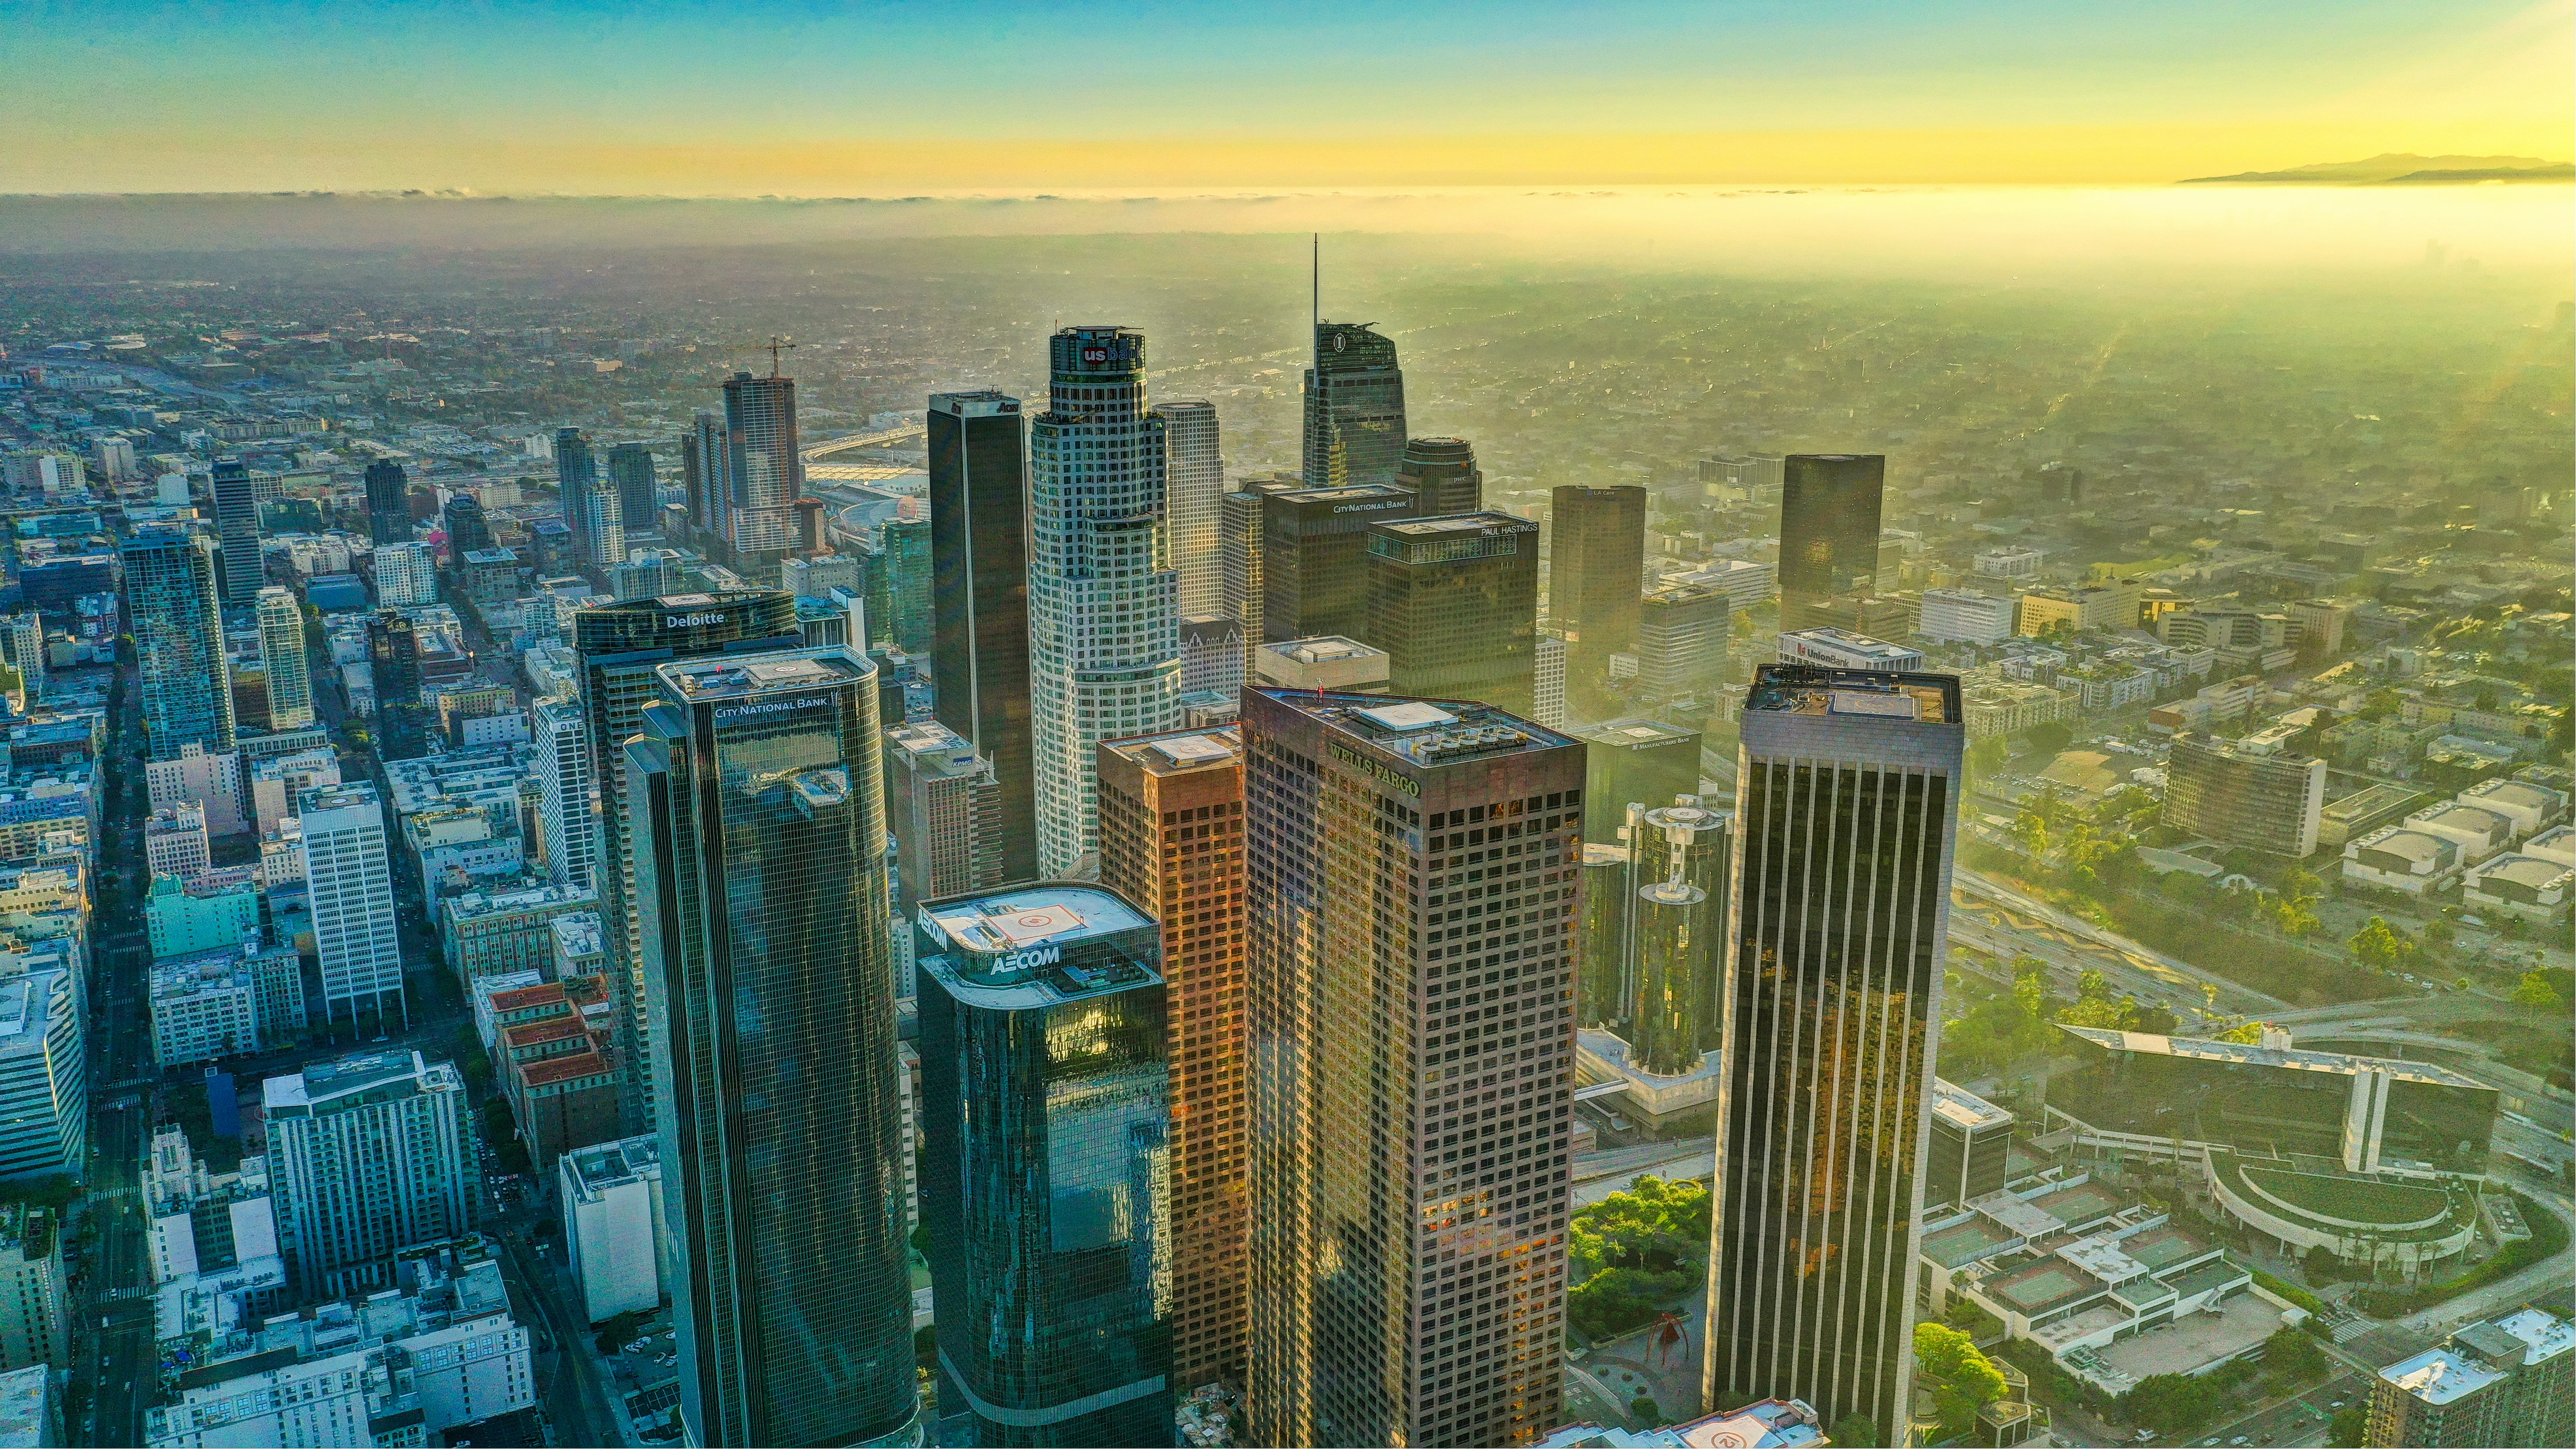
{"left": 1924, "top": 1081, "right": 2014, "bottom": 1212}
{"left": 722, "top": 370, "right": 802, "bottom": 558}
{"left": 367, "top": 610, "right": 421, "bottom": 708}
{"left": 627, "top": 646, "right": 918, "bottom": 1449}
{"left": 881, "top": 515, "right": 933, "bottom": 653}
{"left": 298, "top": 781, "right": 406, "bottom": 1034}
{"left": 1576, "top": 843, "right": 1633, "bottom": 1031}
{"left": 1303, "top": 321, "right": 1409, "bottom": 490}
{"left": 1396, "top": 435, "right": 1484, "bottom": 515}
{"left": 210, "top": 459, "right": 266, "bottom": 604}
{"left": 1706, "top": 663, "right": 1963, "bottom": 1443}
{"left": 372, "top": 540, "right": 439, "bottom": 608}
{"left": 262, "top": 1050, "right": 468, "bottom": 1294}
{"left": 254, "top": 586, "right": 315, "bottom": 729}
{"left": 607, "top": 443, "right": 657, "bottom": 537}
{"left": 1636, "top": 583, "right": 1730, "bottom": 701}
{"left": 1262, "top": 482, "right": 1418, "bottom": 643}
{"left": 882, "top": 720, "right": 1006, "bottom": 995}
{"left": 1162, "top": 398, "right": 1226, "bottom": 616}
{"left": 2366, "top": 1308, "right": 2573, "bottom": 1449}
{"left": 0, "top": 611, "right": 42, "bottom": 705}
{"left": 1576, "top": 719, "right": 1704, "bottom": 847}
{"left": 1221, "top": 472, "right": 1303, "bottom": 666}
{"left": 1242, "top": 687, "right": 1583, "bottom": 1449}
{"left": 123, "top": 526, "right": 235, "bottom": 760}
{"left": 684, "top": 410, "right": 728, "bottom": 536}
{"left": 555, "top": 428, "right": 598, "bottom": 555}
{"left": 1549, "top": 484, "right": 1646, "bottom": 680}
{"left": 927, "top": 389, "right": 1039, "bottom": 887}
{"left": 1367, "top": 512, "right": 1540, "bottom": 714}
{"left": 1627, "top": 801, "right": 1727, "bottom": 1077}
{"left": 1180, "top": 614, "right": 1248, "bottom": 698}
{"left": 531, "top": 697, "right": 594, "bottom": 892}
{"left": 1533, "top": 632, "right": 1568, "bottom": 729}
{"left": 1097, "top": 726, "right": 1248, "bottom": 1391}
{"left": 363, "top": 459, "right": 412, "bottom": 545}
{"left": 2163, "top": 725, "right": 2328, "bottom": 858}
{"left": 582, "top": 477, "right": 626, "bottom": 580}
{"left": 1027, "top": 326, "right": 1183, "bottom": 875}
{"left": 1777, "top": 454, "right": 1886, "bottom": 608}
{"left": 0, "top": 972, "right": 83, "bottom": 1186}
{"left": 574, "top": 590, "right": 801, "bottom": 1136}
{"left": 914, "top": 883, "right": 1171, "bottom": 1447}
{"left": 442, "top": 493, "right": 493, "bottom": 557}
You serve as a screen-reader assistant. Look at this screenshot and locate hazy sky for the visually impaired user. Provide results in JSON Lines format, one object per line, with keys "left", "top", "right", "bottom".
{"left": 6, "top": 0, "right": 2568, "bottom": 193}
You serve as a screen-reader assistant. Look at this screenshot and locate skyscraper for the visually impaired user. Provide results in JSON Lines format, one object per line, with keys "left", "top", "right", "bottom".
{"left": 123, "top": 525, "right": 234, "bottom": 760}
{"left": 582, "top": 477, "right": 626, "bottom": 581}
{"left": 607, "top": 443, "right": 658, "bottom": 536}
{"left": 1098, "top": 725, "right": 1248, "bottom": 1391}
{"left": 210, "top": 459, "right": 266, "bottom": 604}
{"left": 882, "top": 720, "right": 1006, "bottom": 995}
{"left": 1242, "top": 687, "right": 1583, "bottom": 1449}
{"left": 531, "top": 697, "right": 594, "bottom": 892}
{"left": 683, "top": 410, "right": 728, "bottom": 536}
{"left": 1026, "top": 326, "right": 1182, "bottom": 875}
{"left": 298, "top": 782, "right": 406, "bottom": 1034}
{"left": 1261, "top": 482, "right": 1418, "bottom": 643}
{"left": 627, "top": 646, "right": 917, "bottom": 1449}
{"left": 1777, "top": 454, "right": 1886, "bottom": 609}
{"left": 555, "top": 428, "right": 597, "bottom": 554}
{"left": 441, "top": 494, "right": 492, "bottom": 557}
{"left": 1548, "top": 484, "right": 1646, "bottom": 684}
{"left": 1705, "top": 663, "right": 1963, "bottom": 1443}
{"left": 882, "top": 516, "right": 934, "bottom": 653}
{"left": 1220, "top": 473, "right": 1303, "bottom": 669}
{"left": 255, "top": 586, "right": 315, "bottom": 729}
{"left": 363, "top": 459, "right": 412, "bottom": 545}
{"left": 1302, "top": 321, "right": 1408, "bottom": 490}
{"left": 573, "top": 589, "right": 802, "bottom": 1135}
{"left": 263, "top": 1050, "right": 467, "bottom": 1295}
{"left": 1636, "top": 582, "right": 1731, "bottom": 701}
{"left": 366, "top": 611, "right": 420, "bottom": 708}
{"left": 1628, "top": 800, "right": 1727, "bottom": 1077}
{"left": 1396, "top": 436, "right": 1484, "bottom": 515}
{"left": 914, "top": 882, "right": 1171, "bottom": 1448}
{"left": 927, "top": 389, "right": 1038, "bottom": 886}
{"left": 1576, "top": 718, "right": 1704, "bottom": 847}
{"left": 1160, "top": 398, "right": 1226, "bottom": 616}
{"left": 723, "top": 370, "right": 802, "bottom": 559}
{"left": 1368, "top": 511, "right": 1541, "bottom": 713}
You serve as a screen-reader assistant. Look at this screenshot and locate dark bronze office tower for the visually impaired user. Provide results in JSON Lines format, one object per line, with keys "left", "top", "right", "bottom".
{"left": 573, "top": 589, "right": 802, "bottom": 1136}
{"left": 1243, "top": 687, "right": 1583, "bottom": 1449}
{"left": 684, "top": 410, "right": 728, "bottom": 536}
{"left": 1575, "top": 718, "right": 1704, "bottom": 847}
{"left": 363, "top": 459, "right": 412, "bottom": 545}
{"left": 1777, "top": 454, "right": 1886, "bottom": 608}
{"left": 1261, "top": 482, "right": 1417, "bottom": 643}
{"left": 1302, "top": 321, "right": 1409, "bottom": 489}
{"left": 441, "top": 494, "right": 492, "bottom": 557}
{"left": 914, "top": 884, "right": 1171, "bottom": 1448}
{"left": 211, "top": 458, "right": 266, "bottom": 604}
{"left": 626, "top": 646, "right": 918, "bottom": 1449}
{"left": 1366, "top": 512, "right": 1538, "bottom": 715}
{"left": 1628, "top": 801, "right": 1727, "bottom": 1077}
{"left": 1396, "top": 436, "right": 1484, "bottom": 515}
{"left": 1706, "top": 664, "right": 1962, "bottom": 1445}
{"left": 555, "top": 427, "right": 597, "bottom": 559}
{"left": 927, "top": 389, "right": 1039, "bottom": 885}
{"left": 1547, "top": 484, "right": 1646, "bottom": 684}
{"left": 607, "top": 442, "right": 658, "bottom": 536}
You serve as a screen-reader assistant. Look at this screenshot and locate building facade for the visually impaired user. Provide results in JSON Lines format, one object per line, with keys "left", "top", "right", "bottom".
{"left": 263, "top": 1051, "right": 469, "bottom": 1293}
{"left": 298, "top": 782, "right": 405, "bottom": 1033}
{"left": 0, "top": 972, "right": 82, "bottom": 1184}
{"left": 1548, "top": 484, "right": 1647, "bottom": 681}
{"left": 722, "top": 370, "right": 802, "bottom": 558}
{"left": 125, "top": 526, "right": 236, "bottom": 760}
{"left": 1706, "top": 664, "right": 1962, "bottom": 1444}
{"left": 1161, "top": 398, "right": 1226, "bottom": 616}
{"left": 1098, "top": 727, "right": 1249, "bottom": 1392}
{"left": 364, "top": 459, "right": 412, "bottom": 545}
{"left": 1395, "top": 435, "right": 1483, "bottom": 516}
{"left": 1262, "top": 482, "right": 1418, "bottom": 644}
{"left": 1303, "top": 321, "right": 1409, "bottom": 490}
{"left": 626, "top": 647, "right": 918, "bottom": 1449}
{"left": 2163, "top": 727, "right": 2328, "bottom": 858}
{"left": 1367, "top": 513, "right": 1540, "bottom": 716}
{"left": 928, "top": 389, "right": 1041, "bottom": 887}
{"left": 1242, "top": 687, "right": 1583, "bottom": 1448}
{"left": 1776, "top": 454, "right": 1885, "bottom": 608}
{"left": 210, "top": 459, "right": 266, "bottom": 604}
{"left": 1635, "top": 583, "right": 1729, "bottom": 701}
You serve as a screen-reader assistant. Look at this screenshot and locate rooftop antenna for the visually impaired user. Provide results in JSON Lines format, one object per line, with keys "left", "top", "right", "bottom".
{"left": 1311, "top": 232, "right": 1320, "bottom": 364}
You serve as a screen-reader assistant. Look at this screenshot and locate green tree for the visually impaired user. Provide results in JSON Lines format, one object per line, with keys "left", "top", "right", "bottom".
{"left": 1914, "top": 1321, "right": 2009, "bottom": 1440}
{"left": 2124, "top": 1373, "right": 2219, "bottom": 1433}
{"left": 2327, "top": 1407, "right": 2367, "bottom": 1447}
{"left": 1827, "top": 1413, "right": 1883, "bottom": 1448}
{"left": 2261, "top": 1324, "right": 2326, "bottom": 1381}
{"left": 2027, "top": 720, "right": 2075, "bottom": 756}
{"left": 2512, "top": 970, "right": 2567, "bottom": 1013}
{"left": 2347, "top": 916, "right": 2420, "bottom": 974}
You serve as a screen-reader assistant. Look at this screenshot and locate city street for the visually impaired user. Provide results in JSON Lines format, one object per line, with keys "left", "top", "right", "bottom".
{"left": 80, "top": 663, "right": 158, "bottom": 1449}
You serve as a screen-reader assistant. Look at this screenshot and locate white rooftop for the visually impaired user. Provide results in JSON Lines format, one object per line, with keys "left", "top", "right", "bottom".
{"left": 2493, "top": 1307, "right": 2574, "bottom": 1365}
{"left": 1354, "top": 701, "right": 1457, "bottom": 732}
{"left": 2381, "top": 1346, "right": 2503, "bottom": 1406}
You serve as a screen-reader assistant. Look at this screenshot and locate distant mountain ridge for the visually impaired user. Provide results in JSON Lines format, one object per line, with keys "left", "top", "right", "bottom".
{"left": 2182, "top": 153, "right": 2574, "bottom": 184}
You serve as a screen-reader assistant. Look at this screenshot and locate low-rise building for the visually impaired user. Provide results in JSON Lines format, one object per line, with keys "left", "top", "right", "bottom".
{"left": 558, "top": 1136, "right": 669, "bottom": 1324}
{"left": 2403, "top": 803, "right": 2515, "bottom": 867}
{"left": 144, "top": 869, "right": 262, "bottom": 961}
{"left": 1774, "top": 625, "right": 1924, "bottom": 673}
{"left": 144, "top": 804, "right": 212, "bottom": 879}
{"left": 2455, "top": 778, "right": 2564, "bottom": 840}
{"left": 1918, "top": 587, "right": 2018, "bottom": 645}
{"left": 2343, "top": 826, "right": 2460, "bottom": 895}
{"left": 1538, "top": 1398, "right": 1825, "bottom": 1449}
{"left": 439, "top": 882, "right": 599, "bottom": 987}
{"left": 2462, "top": 853, "right": 2572, "bottom": 923}
{"left": 150, "top": 951, "right": 260, "bottom": 1068}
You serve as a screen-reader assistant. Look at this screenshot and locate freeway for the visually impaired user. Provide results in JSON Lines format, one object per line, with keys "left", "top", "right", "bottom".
{"left": 1957, "top": 871, "right": 2286, "bottom": 1014}
{"left": 799, "top": 422, "right": 925, "bottom": 462}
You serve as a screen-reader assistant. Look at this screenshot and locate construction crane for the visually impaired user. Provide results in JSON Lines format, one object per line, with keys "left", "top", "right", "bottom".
{"left": 716, "top": 336, "right": 797, "bottom": 377}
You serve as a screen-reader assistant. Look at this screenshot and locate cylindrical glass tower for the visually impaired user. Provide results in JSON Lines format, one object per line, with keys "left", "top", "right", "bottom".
{"left": 1577, "top": 842, "right": 1633, "bottom": 1030}
{"left": 1630, "top": 801, "right": 1728, "bottom": 1076}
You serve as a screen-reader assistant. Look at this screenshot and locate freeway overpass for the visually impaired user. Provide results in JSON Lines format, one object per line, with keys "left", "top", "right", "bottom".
{"left": 800, "top": 422, "right": 925, "bottom": 462}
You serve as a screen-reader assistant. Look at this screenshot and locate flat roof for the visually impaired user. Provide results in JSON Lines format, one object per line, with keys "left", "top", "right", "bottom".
{"left": 2381, "top": 1346, "right": 2503, "bottom": 1406}
{"left": 2057, "top": 1024, "right": 2493, "bottom": 1091}
{"left": 267, "top": 1049, "right": 424, "bottom": 1109}
{"left": 660, "top": 650, "right": 862, "bottom": 700}
{"left": 1263, "top": 636, "right": 1385, "bottom": 664}
{"left": 2492, "top": 1308, "right": 2574, "bottom": 1366}
{"left": 1986, "top": 1258, "right": 2102, "bottom": 1316}
{"left": 922, "top": 885, "right": 1151, "bottom": 956}
{"left": 1932, "top": 1079, "right": 2014, "bottom": 1132}
{"left": 1258, "top": 688, "right": 1572, "bottom": 766}
{"left": 564, "top": 1135, "right": 660, "bottom": 1194}
{"left": 1743, "top": 664, "right": 1956, "bottom": 724}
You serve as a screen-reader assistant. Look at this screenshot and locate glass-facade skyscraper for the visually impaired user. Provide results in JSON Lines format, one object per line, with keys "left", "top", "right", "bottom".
{"left": 882, "top": 515, "right": 934, "bottom": 654}
{"left": 1159, "top": 398, "right": 1225, "bottom": 617}
{"left": 914, "top": 883, "right": 1172, "bottom": 1448}
{"left": 1547, "top": 483, "right": 1646, "bottom": 679}
{"left": 627, "top": 646, "right": 918, "bottom": 1449}
{"left": 573, "top": 589, "right": 803, "bottom": 1136}
{"left": 210, "top": 458, "right": 266, "bottom": 604}
{"left": 928, "top": 390, "right": 1039, "bottom": 886}
{"left": 1302, "top": 321, "right": 1408, "bottom": 490}
{"left": 1260, "top": 482, "right": 1417, "bottom": 644}
{"left": 363, "top": 458, "right": 411, "bottom": 545}
{"left": 1025, "top": 327, "right": 1182, "bottom": 875}
{"left": 723, "top": 370, "right": 802, "bottom": 558}
{"left": 1365, "top": 511, "right": 1539, "bottom": 715}
{"left": 123, "top": 524, "right": 234, "bottom": 760}
{"left": 1395, "top": 435, "right": 1483, "bottom": 515}
{"left": 1777, "top": 454, "right": 1886, "bottom": 607}
{"left": 608, "top": 442, "right": 658, "bottom": 538}
{"left": 1705, "top": 663, "right": 1962, "bottom": 1445}
{"left": 1628, "top": 800, "right": 1727, "bottom": 1077}
{"left": 555, "top": 427, "right": 598, "bottom": 558}
{"left": 684, "top": 409, "right": 729, "bottom": 536}
{"left": 1242, "top": 687, "right": 1583, "bottom": 1449}
{"left": 442, "top": 493, "right": 492, "bottom": 556}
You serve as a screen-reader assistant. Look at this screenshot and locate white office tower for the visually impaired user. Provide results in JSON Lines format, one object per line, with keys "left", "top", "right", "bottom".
{"left": 0, "top": 612, "right": 43, "bottom": 703}
{"left": 262, "top": 1049, "right": 469, "bottom": 1294}
{"left": 558, "top": 1135, "right": 668, "bottom": 1323}
{"left": 1160, "top": 398, "right": 1225, "bottom": 615}
{"left": 1533, "top": 632, "right": 1568, "bottom": 728}
{"left": 1027, "top": 326, "right": 1183, "bottom": 873}
{"left": 373, "top": 540, "right": 439, "bottom": 608}
{"left": 297, "top": 782, "right": 407, "bottom": 1033}
{"left": 255, "top": 586, "right": 316, "bottom": 728}
{"left": 0, "top": 971, "right": 83, "bottom": 1184}
{"left": 531, "top": 697, "right": 595, "bottom": 891}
